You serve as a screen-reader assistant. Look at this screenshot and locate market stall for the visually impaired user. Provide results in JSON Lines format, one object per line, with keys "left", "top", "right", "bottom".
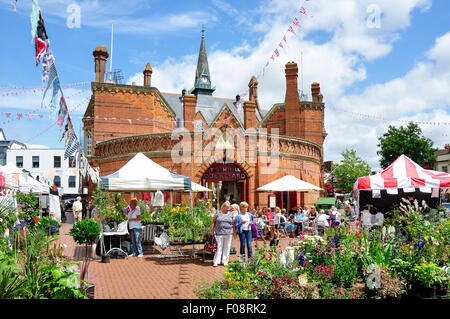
{"left": 100, "top": 152, "right": 192, "bottom": 192}
{"left": 97, "top": 153, "right": 212, "bottom": 259}
{"left": 0, "top": 163, "right": 49, "bottom": 194}
{"left": 354, "top": 155, "right": 450, "bottom": 213}
{"left": 257, "top": 174, "right": 323, "bottom": 209}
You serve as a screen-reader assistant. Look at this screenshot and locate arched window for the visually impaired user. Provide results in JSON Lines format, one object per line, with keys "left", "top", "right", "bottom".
{"left": 87, "top": 134, "right": 92, "bottom": 156}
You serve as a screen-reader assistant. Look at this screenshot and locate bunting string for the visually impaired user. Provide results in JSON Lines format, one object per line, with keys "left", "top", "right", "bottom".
{"left": 0, "top": 81, "right": 90, "bottom": 95}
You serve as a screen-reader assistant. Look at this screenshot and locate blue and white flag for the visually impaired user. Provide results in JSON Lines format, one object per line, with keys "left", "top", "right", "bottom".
{"left": 41, "top": 42, "right": 55, "bottom": 84}
{"left": 41, "top": 63, "right": 58, "bottom": 107}
{"left": 49, "top": 77, "right": 61, "bottom": 116}
{"left": 65, "top": 134, "right": 80, "bottom": 160}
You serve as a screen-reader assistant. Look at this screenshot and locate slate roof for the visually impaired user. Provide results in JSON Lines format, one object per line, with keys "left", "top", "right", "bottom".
{"left": 161, "top": 92, "right": 266, "bottom": 128}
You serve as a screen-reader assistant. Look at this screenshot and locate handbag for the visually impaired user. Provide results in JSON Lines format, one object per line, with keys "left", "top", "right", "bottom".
{"left": 251, "top": 222, "right": 260, "bottom": 239}
{"left": 204, "top": 235, "right": 217, "bottom": 253}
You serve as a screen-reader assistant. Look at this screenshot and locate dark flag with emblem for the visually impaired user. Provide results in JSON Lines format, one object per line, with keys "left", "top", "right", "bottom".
{"left": 60, "top": 116, "right": 70, "bottom": 142}
{"left": 35, "top": 11, "right": 48, "bottom": 66}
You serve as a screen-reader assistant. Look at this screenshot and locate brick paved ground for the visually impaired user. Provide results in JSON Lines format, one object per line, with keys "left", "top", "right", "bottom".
{"left": 57, "top": 212, "right": 291, "bottom": 299}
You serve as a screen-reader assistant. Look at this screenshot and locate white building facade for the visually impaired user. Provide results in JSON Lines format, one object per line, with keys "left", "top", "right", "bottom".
{"left": 6, "top": 148, "right": 81, "bottom": 196}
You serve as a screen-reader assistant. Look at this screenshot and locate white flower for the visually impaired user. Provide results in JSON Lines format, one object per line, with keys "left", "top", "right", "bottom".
{"left": 387, "top": 226, "right": 395, "bottom": 237}
{"left": 366, "top": 271, "right": 381, "bottom": 290}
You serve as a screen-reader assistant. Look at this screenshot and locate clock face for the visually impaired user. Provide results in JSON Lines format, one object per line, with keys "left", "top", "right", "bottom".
{"left": 201, "top": 76, "right": 208, "bottom": 84}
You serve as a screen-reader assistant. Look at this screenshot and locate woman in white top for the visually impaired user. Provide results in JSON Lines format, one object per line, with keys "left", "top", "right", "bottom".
{"left": 127, "top": 198, "right": 143, "bottom": 257}
{"left": 231, "top": 203, "right": 240, "bottom": 219}
{"left": 235, "top": 202, "right": 253, "bottom": 262}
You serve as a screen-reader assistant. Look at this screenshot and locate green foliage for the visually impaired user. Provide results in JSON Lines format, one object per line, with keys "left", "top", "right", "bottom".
{"left": 332, "top": 254, "right": 359, "bottom": 288}
{"left": 112, "top": 193, "right": 127, "bottom": 213}
{"left": 70, "top": 218, "right": 100, "bottom": 246}
{"left": 36, "top": 217, "right": 60, "bottom": 236}
{"left": 377, "top": 123, "right": 436, "bottom": 169}
{"left": 0, "top": 197, "right": 18, "bottom": 235}
{"left": 0, "top": 261, "right": 26, "bottom": 299}
{"left": 1, "top": 223, "right": 87, "bottom": 299}
{"left": 413, "top": 262, "right": 445, "bottom": 288}
{"left": 154, "top": 202, "right": 212, "bottom": 243}
{"left": 16, "top": 191, "right": 40, "bottom": 225}
{"left": 332, "top": 148, "right": 371, "bottom": 192}
{"left": 39, "top": 262, "right": 87, "bottom": 299}
{"left": 92, "top": 187, "right": 127, "bottom": 227}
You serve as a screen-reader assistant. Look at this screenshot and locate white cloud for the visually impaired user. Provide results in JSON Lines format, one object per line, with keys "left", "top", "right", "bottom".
{"left": 6, "top": 0, "right": 444, "bottom": 166}
{"left": 326, "top": 31, "right": 450, "bottom": 169}
{"left": 124, "top": 0, "right": 447, "bottom": 171}
{"left": 6, "top": 0, "right": 217, "bottom": 35}
{"left": 0, "top": 88, "right": 92, "bottom": 114}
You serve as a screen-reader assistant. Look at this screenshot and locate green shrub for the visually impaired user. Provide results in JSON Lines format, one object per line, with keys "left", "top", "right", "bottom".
{"left": 70, "top": 219, "right": 100, "bottom": 246}
{"left": 36, "top": 217, "right": 60, "bottom": 236}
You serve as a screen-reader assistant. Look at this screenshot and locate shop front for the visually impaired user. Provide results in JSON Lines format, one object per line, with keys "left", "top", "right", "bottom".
{"left": 202, "top": 162, "right": 248, "bottom": 210}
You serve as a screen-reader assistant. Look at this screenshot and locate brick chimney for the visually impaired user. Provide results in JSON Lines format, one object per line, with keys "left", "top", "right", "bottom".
{"left": 93, "top": 45, "right": 109, "bottom": 83}
{"left": 143, "top": 63, "right": 152, "bottom": 87}
{"left": 284, "top": 62, "right": 301, "bottom": 138}
{"left": 311, "top": 82, "right": 322, "bottom": 102}
{"left": 248, "top": 76, "right": 258, "bottom": 104}
{"left": 244, "top": 101, "right": 257, "bottom": 130}
{"left": 183, "top": 94, "right": 196, "bottom": 131}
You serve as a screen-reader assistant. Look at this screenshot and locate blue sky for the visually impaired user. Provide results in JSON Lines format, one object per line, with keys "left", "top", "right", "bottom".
{"left": 0, "top": 0, "right": 449, "bottom": 170}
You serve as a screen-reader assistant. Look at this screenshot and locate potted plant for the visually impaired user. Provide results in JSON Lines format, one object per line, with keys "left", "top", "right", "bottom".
{"left": 92, "top": 186, "right": 113, "bottom": 262}
{"left": 69, "top": 218, "right": 101, "bottom": 297}
{"left": 412, "top": 261, "right": 442, "bottom": 298}
{"left": 36, "top": 216, "right": 60, "bottom": 236}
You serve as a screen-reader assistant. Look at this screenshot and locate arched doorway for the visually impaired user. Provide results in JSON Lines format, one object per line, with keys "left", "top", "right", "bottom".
{"left": 202, "top": 162, "right": 249, "bottom": 210}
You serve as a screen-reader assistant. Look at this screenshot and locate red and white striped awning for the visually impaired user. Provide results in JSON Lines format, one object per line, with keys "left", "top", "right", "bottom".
{"left": 354, "top": 155, "right": 450, "bottom": 191}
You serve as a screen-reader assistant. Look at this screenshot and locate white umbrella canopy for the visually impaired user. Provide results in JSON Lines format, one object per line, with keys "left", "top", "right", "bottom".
{"left": 257, "top": 175, "right": 323, "bottom": 192}
{"left": 187, "top": 181, "right": 212, "bottom": 192}
{"left": 0, "top": 163, "right": 20, "bottom": 188}
{"left": 0, "top": 163, "right": 49, "bottom": 194}
{"left": 101, "top": 152, "right": 192, "bottom": 191}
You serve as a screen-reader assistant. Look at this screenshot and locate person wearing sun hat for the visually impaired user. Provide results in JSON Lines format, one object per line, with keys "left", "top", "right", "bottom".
{"left": 72, "top": 196, "right": 83, "bottom": 224}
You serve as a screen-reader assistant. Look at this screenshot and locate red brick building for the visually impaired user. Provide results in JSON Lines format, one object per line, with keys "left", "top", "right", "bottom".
{"left": 83, "top": 35, "right": 327, "bottom": 210}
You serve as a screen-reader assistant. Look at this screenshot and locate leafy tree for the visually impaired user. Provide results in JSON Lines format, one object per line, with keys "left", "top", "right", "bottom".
{"left": 70, "top": 219, "right": 101, "bottom": 259}
{"left": 377, "top": 123, "right": 436, "bottom": 169}
{"left": 332, "top": 149, "right": 371, "bottom": 193}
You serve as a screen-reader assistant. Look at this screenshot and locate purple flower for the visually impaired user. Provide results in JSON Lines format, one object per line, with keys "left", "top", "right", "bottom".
{"left": 333, "top": 233, "right": 339, "bottom": 248}
{"left": 298, "top": 253, "right": 305, "bottom": 267}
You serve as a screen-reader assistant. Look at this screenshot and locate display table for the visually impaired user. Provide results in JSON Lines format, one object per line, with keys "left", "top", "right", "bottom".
{"left": 102, "top": 221, "right": 129, "bottom": 257}
{"left": 154, "top": 231, "right": 206, "bottom": 259}
{"left": 141, "top": 224, "right": 164, "bottom": 253}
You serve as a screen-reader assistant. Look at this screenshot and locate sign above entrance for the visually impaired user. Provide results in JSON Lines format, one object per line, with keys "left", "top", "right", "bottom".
{"left": 203, "top": 163, "right": 247, "bottom": 181}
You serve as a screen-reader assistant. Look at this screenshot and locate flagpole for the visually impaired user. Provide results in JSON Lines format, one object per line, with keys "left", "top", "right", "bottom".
{"left": 109, "top": 22, "right": 114, "bottom": 82}
{"left": 301, "top": 51, "right": 304, "bottom": 97}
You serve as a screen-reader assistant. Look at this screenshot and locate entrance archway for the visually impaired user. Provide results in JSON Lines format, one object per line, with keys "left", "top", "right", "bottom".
{"left": 201, "top": 162, "right": 249, "bottom": 211}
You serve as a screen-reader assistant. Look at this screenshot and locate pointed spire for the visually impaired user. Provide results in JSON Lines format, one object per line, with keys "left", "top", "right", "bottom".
{"left": 192, "top": 25, "right": 215, "bottom": 96}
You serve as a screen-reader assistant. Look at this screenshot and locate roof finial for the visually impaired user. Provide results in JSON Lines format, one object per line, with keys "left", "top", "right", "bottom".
{"left": 201, "top": 24, "right": 205, "bottom": 38}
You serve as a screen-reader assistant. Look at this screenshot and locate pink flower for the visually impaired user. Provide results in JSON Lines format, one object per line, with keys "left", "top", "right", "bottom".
{"left": 337, "top": 290, "right": 344, "bottom": 295}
